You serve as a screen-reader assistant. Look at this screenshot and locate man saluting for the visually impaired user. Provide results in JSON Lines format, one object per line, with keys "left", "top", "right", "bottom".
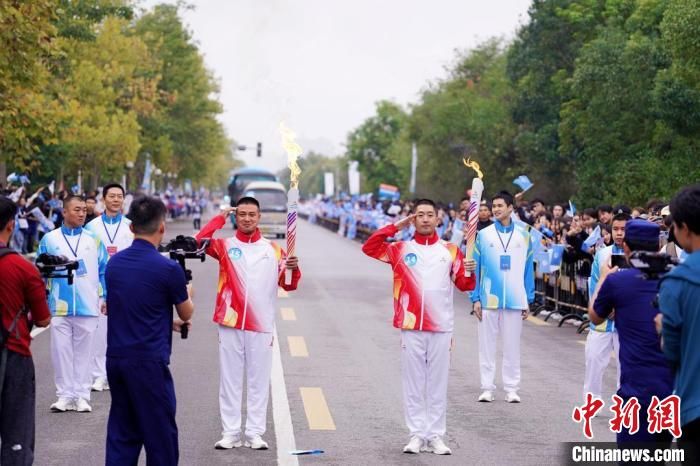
{"left": 196, "top": 197, "right": 301, "bottom": 451}
{"left": 362, "top": 199, "right": 475, "bottom": 455}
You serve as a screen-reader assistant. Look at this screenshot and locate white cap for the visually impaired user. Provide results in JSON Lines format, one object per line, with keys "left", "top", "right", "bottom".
{"left": 660, "top": 205, "right": 670, "bottom": 216}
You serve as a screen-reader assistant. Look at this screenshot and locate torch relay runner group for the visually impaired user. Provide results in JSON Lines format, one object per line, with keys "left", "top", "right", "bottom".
{"left": 2, "top": 174, "right": 700, "bottom": 463}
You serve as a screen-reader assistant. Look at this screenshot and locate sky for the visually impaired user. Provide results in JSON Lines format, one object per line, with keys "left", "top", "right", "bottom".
{"left": 140, "top": 0, "right": 533, "bottom": 173}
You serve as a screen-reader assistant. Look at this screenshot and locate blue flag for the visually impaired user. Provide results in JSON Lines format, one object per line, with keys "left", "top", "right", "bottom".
{"left": 569, "top": 200, "right": 576, "bottom": 216}
{"left": 550, "top": 244, "right": 565, "bottom": 267}
{"left": 582, "top": 226, "right": 601, "bottom": 252}
{"left": 513, "top": 175, "right": 534, "bottom": 192}
{"left": 529, "top": 226, "right": 545, "bottom": 254}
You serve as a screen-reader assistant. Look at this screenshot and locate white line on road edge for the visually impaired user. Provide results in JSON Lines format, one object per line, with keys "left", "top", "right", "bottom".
{"left": 271, "top": 327, "right": 299, "bottom": 466}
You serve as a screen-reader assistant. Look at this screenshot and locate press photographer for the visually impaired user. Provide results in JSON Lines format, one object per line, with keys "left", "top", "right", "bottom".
{"left": 104, "top": 195, "right": 194, "bottom": 465}
{"left": 588, "top": 219, "right": 674, "bottom": 451}
{"left": 0, "top": 196, "right": 51, "bottom": 466}
{"left": 37, "top": 195, "right": 108, "bottom": 414}
{"left": 658, "top": 184, "right": 700, "bottom": 458}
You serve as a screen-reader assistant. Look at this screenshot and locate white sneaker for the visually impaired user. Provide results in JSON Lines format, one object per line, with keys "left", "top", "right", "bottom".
{"left": 214, "top": 434, "right": 243, "bottom": 449}
{"left": 402, "top": 436, "right": 423, "bottom": 454}
{"left": 75, "top": 398, "right": 92, "bottom": 412}
{"left": 91, "top": 377, "right": 110, "bottom": 392}
{"left": 425, "top": 437, "right": 452, "bottom": 455}
{"left": 245, "top": 435, "right": 269, "bottom": 450}
{"left": 478, "top": 390, "right": 495, "bottom": 402}
{"left": 505, "top": 391, "right": 521, "bottom": 403}
{"left": 50, "top": 397, "right": 76, "bottom": 412}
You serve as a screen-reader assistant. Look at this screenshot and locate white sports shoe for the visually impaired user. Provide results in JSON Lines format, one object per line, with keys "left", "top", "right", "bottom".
{"left": 245, "top": 435, "right": 269, "bottom": 450}
{"left": 505, "top": 391, "right": 521, "bottom": 403}
{"left": 75, "top": 398, "right": 92, "bottom": 412}
{"left": 91, "top": 377, "right": 110, "bottom": 392}
{"left": 402, "top": 436, "right": 423, "bottom": 454}
{"left": 214, "top": 434, "right": 243, "bottom": 449}
{"left": 50, "top": 397, "right": 76, "bottom": 412}
{"left": 478, "top": 390, "right": 495, "bottom": 402}
{"left": 425, "top": 437, "right": 452, "bottom": 455}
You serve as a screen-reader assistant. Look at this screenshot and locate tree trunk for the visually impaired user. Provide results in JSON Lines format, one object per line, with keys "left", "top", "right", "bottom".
{"left": 0, "top": 159, "right": 6, "bottom": 189}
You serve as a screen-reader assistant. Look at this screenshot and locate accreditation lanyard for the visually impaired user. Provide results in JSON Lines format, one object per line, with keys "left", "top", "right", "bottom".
{"left": 496, "top": 226, "right": 514, "bottom": 271}
{"left": 101, "top": 216, "right": 122, "bottom": 245}
{"left": 61, "top": 229, "right": 83, "bottom": 258}
{"left": 496, "top": 227, "right": 514, "bottom": 254}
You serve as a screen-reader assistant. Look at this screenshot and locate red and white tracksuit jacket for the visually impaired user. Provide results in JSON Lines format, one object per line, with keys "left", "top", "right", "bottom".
{"left": 362, "top": 224, "right": 475, "bottom": 332}
{"left": 196, "top": 216, "right": 301, "bottom": 333}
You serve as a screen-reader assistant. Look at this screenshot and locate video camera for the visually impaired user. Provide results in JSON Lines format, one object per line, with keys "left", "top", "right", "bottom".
{"left": 159, "top": 236, "right": 209, "bottom": 339}
{"left": 628, "top": 251, "right": 679, "bottom": 280}
{"left": 35, "top": 253, "right": 80, "bottom": 285}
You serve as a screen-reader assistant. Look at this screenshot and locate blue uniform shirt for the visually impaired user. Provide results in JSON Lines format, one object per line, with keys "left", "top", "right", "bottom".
{"left": 593, "top": 269, "right": 674, "bottom": 404}
{"left": 105, "top": 239, "right": 188, "bottom": 363}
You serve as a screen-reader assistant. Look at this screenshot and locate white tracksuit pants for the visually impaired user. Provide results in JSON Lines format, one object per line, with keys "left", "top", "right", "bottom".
{"left": 478, "top": 309, "right": 523, "bottom": 393}
{"left": 400, "top": 330, "right": 452, "bottom": 440}
{"left": 218, "top": 326, "right": 273, "bottom": 438}
{"left": 50, "top": 316, "right": 99, "bottom": 401}
{"left": 583, "top": 330, "right": 620, "bottom": 399}
{"left": 90, "top": 313, "right": 108, "bottom": 381}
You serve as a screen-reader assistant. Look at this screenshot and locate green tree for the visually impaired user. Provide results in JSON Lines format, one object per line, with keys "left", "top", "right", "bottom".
{"left": 134, "top": 4, "right": 233, "bottom": 187}
{"left": 345, "top": 101, "right": 407, "bottom": 193}
{"left": 0, "top": 1, "right": 59, "bottom": 182}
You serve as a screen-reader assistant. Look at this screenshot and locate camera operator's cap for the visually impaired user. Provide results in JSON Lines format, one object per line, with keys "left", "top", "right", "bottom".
{"left": 625, "top": 219, "right": 660, "bottom": 243}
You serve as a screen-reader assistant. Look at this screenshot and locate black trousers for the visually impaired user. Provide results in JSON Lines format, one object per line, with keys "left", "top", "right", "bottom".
{"left": 106, "top": 357, "right": 178, "bottom": 466}
{"left": 0, "top": 350, "right": 36, "bottom": 466}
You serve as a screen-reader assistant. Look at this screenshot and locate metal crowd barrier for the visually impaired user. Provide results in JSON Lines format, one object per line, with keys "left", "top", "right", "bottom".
{"left": 300, "top": 213, "right": 374, "bottom": 243}
{"left": 532, "top": 261, "right": 592, "bottom": 333}
{"left": 305, "top": 212, "right": 595, "bottom": 333}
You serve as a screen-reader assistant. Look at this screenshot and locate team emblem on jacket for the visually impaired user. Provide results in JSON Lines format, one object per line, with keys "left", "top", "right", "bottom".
{"left": 228, "top": 247, "right": 243, "bottom": 261}
{"left": 403, "top": 253, "right": 418, "bottom": 267}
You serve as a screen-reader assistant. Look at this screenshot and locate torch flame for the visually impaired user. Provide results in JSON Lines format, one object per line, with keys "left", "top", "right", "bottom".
{"left": 280, "top": 122, "right": 303, "bottom": 189}
{"left": 463, "top": 157, "right": 483, "bottom": 179}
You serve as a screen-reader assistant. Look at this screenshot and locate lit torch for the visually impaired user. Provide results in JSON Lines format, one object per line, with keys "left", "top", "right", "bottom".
{"left": 463, "top": 157, "right": 484, "bottom": 277}
{"left": 280, "top": 122, "right": 303, "bottom": 285}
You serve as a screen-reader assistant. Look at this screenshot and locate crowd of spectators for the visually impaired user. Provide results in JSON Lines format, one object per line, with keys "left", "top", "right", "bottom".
{"left": 300, "top": 193, "right": 683, "bottom": 276}
{"left": 0, "top": 182, "right": 212, "bottom": 254}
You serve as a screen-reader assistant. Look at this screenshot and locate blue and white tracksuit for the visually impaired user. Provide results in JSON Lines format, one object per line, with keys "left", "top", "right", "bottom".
{"left": 471, "top": 220, "right": 535, "bottom": 393}
{"left": 37, "top": 225, "right": 109, "bottom": 401}
{"left": 85, "top": 213, "right": 133, "bottom": 384}
{"left": 584, "top": 244, "right": 621, "bottom": 399}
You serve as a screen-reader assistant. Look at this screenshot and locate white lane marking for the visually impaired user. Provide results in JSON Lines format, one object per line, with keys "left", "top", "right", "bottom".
{"left": 271, "top": 327, "right": 299, "bottom": 466}
{"left": 30, "top": 325, "right": 49, "bottom": 338}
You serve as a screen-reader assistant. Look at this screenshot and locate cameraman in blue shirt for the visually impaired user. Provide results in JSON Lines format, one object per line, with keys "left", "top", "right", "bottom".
{"left": 589, "top": 220, "right": 674, "bottom": 450}
{"left": 104, "top": 196, "right": 194, "bottom": 466}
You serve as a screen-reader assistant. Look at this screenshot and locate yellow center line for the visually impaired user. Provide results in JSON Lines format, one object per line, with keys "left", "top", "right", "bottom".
{"left": 526, "top": 315, "right": 549, "bottom": 326}
{"left": 287, "top": 336, "right": 309, "bottom": 357}
{"left": 280, "top": 307, "right": 297, "bottom": 321}
{"left": 300, "top": 387, "right": 336, "bottom": 430}
{"left": 278, "top": 288, "right": 289, "bottom": 298}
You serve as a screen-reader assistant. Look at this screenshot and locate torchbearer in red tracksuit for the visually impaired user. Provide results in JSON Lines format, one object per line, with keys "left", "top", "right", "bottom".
{"left": 196, "top": 197, "right": 301, "bottom": 451}
{"left": 362, "top": 198, "right": 476, "bottom": 455}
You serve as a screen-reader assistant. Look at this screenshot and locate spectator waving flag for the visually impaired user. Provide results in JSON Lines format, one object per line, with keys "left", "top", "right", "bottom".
{"left": 528, "top": 226, "right": 545, "bottom": 254}
{"left": 581, "top": 225, "right": 601, "bottom": 252}
{"left": 513, "top": 175, "right": 534, "bottom": 193}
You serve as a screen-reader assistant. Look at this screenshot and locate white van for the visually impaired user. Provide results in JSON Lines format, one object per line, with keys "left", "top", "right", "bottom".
{"left": 242, "top": 181, "right": 287, "bottom": 238}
